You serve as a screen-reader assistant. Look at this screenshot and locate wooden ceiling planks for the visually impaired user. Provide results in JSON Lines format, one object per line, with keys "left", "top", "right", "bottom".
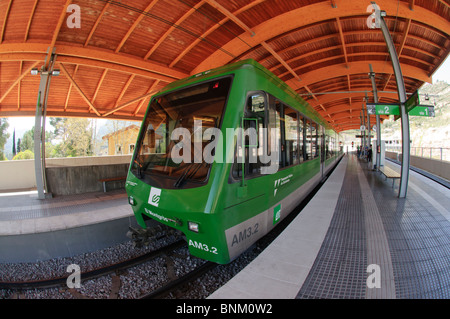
{"left": 0, "top": 0, "right": 448, "bottom": 131}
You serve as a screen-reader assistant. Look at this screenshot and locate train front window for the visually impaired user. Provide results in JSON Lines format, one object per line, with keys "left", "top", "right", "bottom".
{"left": 131, "top": 77, "right": 232, "bottom": 188}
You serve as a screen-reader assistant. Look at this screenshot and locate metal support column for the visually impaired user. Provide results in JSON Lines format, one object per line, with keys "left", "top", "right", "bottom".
{"left": 365, "top": 92, "right": 371, "bottom": 152}
{"left": 359, "top": 111, "right": 363, "bottom": 153}
{"left": 369, "top": 64, "right": 381, "bottom": 172}
{"left": 362, "top": 104, "right": 367, "bottom": 155}
{"left": 33, "top": 49, "right": 58, "bottom": 199}
{"left": 379, "top": 12, "right": 410, "bottom": 198}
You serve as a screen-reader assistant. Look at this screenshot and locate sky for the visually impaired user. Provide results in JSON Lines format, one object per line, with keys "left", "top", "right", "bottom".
{"left": 3, "top": 56, "right": 450, "bottom": 139}
{"left": 432, "top": 55, "right": 450, "bottom": 83}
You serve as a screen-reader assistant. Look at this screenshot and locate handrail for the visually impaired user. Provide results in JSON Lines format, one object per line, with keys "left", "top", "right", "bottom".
{"left": 386, "top": 146, "right": 450, "bottom": 162}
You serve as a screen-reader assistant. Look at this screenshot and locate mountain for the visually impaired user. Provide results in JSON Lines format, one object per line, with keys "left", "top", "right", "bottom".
{"left": 382, "top": 80, "right": 450, "bottom": 149}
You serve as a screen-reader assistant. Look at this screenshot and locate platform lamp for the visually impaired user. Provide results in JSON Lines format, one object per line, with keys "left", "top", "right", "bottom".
{"left": 30, "top": 67, "right": 61, "bottom": 77}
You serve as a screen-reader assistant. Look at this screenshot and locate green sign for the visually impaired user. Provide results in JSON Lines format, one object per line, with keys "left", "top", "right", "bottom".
{"left": 367, "top": 103, "right": 400, "bottom": 115}
{"left": 405, "top": 90, "right": 420, "bottom": 113}
{"left": 273, "top": 204, "right": 281, "bottom": 225}
{"left": 408, "top": 105, "right": 435, "bottom": 117}
{"left": 368, "top": 100, "right": 434, "bottom": 118}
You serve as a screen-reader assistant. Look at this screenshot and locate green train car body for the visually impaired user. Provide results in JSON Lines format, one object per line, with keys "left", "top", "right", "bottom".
{"left": 126, "top": 59, "right": 343, "bottom": 264}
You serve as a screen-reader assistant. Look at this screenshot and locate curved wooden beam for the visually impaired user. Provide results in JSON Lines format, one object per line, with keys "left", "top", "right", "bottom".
{"left": 307, "top": 90, "right": 398, "bottom": 108}
{"left": 145, "top": 0, "right": 206, "bottom": 60}
{"left": 286, "top": 61, "right": 430, "bottom": 91}
{"left": 0, "top": 61, "right": 39, "bottom": 103}
{"left": 59, "top": 62, "right": 101, "bottom": 117}
{"left": 0, "top": 0, "right": 13, "bottom": 44}
{"left": 0, "top": 43, "right": 188, "bottom": 82}
{"left": 192, "top": 0, "right": 450, "bottom": 74}
{"left": 115, "top": 0, "right": 159, "bottom": 53}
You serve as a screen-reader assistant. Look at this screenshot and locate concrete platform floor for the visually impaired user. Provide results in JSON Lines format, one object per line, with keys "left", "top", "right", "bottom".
{"left": 210, "top": 153, "right": 450, "bottom": 299}
{"left": 0, "top": 189, "right": 134, "bottom": 263}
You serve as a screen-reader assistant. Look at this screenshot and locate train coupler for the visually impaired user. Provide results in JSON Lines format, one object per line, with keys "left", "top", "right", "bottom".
{"left": 126, "top": 224, "right": 179, "bottom": 248}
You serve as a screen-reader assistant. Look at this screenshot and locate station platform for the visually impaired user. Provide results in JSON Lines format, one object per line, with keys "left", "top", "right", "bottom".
{"left": 0, "top": 189, "right": 134, "bottom": 263}
{"left": 209, "top": 153, "right": 450, "bottom": 299}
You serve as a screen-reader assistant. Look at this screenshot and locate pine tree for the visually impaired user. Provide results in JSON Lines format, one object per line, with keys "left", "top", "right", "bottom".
{"left": 12, "top": 128, "right": 16, "bottom": 157}
{"left": 0, "top": 119, "right": 10, "bottom": 161}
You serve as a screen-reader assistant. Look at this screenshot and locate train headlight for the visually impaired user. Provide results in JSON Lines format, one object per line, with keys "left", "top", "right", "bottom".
{"left": 188, "top": 221, "right": 199, "bottom": 233}
{"left": 128, "top": 196, "right": 136, "bottom": 206}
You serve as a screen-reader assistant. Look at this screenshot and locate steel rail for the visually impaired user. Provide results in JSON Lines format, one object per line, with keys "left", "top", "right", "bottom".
{"left": 0, "top": 239, "right": 186, "bottom": 291}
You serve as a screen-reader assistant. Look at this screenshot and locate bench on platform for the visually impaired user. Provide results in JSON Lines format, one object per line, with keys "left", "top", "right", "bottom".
{"left": 99, "top": 176, "right": 126, "bottom": 192}
{"left": 378, "top": 166, "right": 401, "bottom": 187}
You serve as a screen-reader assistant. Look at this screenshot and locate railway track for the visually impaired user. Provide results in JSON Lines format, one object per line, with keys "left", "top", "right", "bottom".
{"left": 140, "top": 261, "right": 217, "bottom": 299}
{"left": 1, "top": 237, "right": 220, "bottom": 300}
{"left": 0, "top": 239, "right": 186, "bottom": 291}
{"left": 1, "top": 158, "right": 342, "bottom": 299}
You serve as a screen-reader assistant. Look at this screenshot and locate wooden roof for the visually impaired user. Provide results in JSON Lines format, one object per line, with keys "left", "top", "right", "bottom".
{"left": 0, "top": 0, "right": 449, "bottom": 131}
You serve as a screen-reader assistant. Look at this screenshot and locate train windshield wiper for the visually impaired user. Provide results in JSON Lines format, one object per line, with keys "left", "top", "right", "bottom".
{"left": 173, "top": 162, "right": 203, "bottom": 188}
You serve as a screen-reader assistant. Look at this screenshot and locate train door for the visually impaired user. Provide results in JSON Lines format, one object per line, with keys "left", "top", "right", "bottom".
{"left": 320, "top": 125, "right": 325, "bottom": 178}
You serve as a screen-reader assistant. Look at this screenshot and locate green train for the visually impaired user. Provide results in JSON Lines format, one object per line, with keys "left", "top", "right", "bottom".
{"left": 125, "top": 59, "right": 343, "bottom": 264}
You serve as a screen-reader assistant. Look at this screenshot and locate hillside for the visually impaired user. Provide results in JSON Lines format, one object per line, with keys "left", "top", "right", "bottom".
{"left": 382, "top": 80, "right": 450, "bottom": 149}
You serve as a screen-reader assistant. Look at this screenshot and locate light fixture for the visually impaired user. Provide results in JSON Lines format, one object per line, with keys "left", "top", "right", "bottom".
{"left": 30, "top": 68, "right": 39, "bottom": 75}
{"left": 52, "top": 69, "right": 60, "bottom": 76}
{"left": 188, "top": 221, "right": 199, "bottom": 233}
{"left": 128, "top": 196, "right": 136, "bottom": 206}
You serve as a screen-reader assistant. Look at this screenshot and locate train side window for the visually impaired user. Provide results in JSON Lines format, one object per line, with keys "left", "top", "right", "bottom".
{"left": 232, "top": 92, "right": 268, "bottom": 179}
{"left": 284, "top": 106, "right": 299, "bottom": 166}
{"left": 305, "top": 120, "right": 312, "bottom": 160}
{"left": 275, "top": 100, "right": 284, "bottom": 168}
{"left": 299, "top": 115, "right": 305, "bottom": 163}
{"left": 319, "top": 126, "right": 325, "bottom": 162}
{"left": 311, "top": 122, "right": 319, "bottom": 159}
{"left": 269, "top": 98, "right": 302, "bottom": 169}
{"left": 248, "top": 93, "right": 265, "bottom": 116}
{"left": 325, "top": 134, "right": 331, "bottom": 160}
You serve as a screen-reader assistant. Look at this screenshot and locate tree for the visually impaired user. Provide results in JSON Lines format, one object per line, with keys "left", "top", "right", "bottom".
{"left": 53, "top": 118, "right": 93, "bottom": 157}
{"left": 12, "top": 149, "right": 34, "bottom": 160}
{"left": 12, "top": 129, "right": 16, "bottom": 157}
{"left": 0, "top": 118, "right": 10, "bottom": 161}
{"left": 20, "top": 127, "right": 35, "bottom": 152}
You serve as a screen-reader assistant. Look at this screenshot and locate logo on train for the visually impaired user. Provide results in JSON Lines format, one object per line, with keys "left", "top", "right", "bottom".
{"left": 149, "top": 187, "right": 162, "bottom": 207}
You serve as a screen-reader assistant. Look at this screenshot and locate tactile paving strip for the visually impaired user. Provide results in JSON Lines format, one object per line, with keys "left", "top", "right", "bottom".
{"left": 368, "top": 164, "right": 450, "bottom": 298}
{"left": 297, "top": 158, "right": 368, "bottom": 299}
{"left": 297, "top": 156, "right": 450, "bottom": 299}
